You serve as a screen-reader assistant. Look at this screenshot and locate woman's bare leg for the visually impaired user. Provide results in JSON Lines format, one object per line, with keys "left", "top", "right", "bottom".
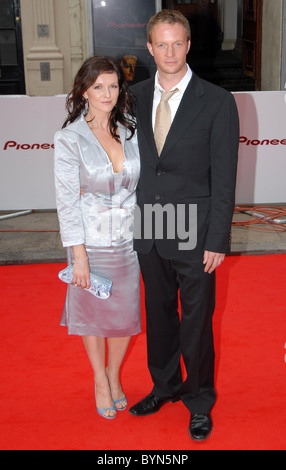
{"left": 106, "top": 336, "right": 131, "bottom": 409}
{"left": 82, "top": 335, "right": 116, "bottom": 418}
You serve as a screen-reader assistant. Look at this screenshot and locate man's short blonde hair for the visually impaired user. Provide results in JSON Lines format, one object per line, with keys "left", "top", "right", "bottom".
{"left": 147, "top": 9, "right": 191, "bottom": 43}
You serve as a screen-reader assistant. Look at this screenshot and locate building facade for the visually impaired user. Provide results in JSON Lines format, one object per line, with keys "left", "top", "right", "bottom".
{"left": 1, "top": 0, "right": 286, "bottom": 96}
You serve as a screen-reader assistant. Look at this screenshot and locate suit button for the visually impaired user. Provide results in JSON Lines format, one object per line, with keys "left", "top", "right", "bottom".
{"left": 155, "top": 195, "right": 161, "bottom": 201}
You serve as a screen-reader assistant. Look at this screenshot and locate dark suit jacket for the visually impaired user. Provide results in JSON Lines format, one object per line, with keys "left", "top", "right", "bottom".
{"left": 131, "top": 73, "right": 240, "bottom": 259}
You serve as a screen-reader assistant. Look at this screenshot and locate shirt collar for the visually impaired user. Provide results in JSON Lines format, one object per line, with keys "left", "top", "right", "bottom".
{"left": 155, "top": 64, "right": 193, "bottom": 95}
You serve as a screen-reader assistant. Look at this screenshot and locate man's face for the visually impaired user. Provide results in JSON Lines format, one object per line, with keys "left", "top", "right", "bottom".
{"left": 147, "top": 22, "right": 190, "bottom": 77}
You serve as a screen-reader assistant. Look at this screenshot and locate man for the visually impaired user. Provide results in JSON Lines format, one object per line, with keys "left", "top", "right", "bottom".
{"left": 129, "top": 10, "right": 239, "bottom": 442}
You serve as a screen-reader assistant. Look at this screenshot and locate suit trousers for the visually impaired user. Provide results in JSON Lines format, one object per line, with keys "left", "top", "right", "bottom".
{"left": 138, "top": 245, "right": 217, "bottom": 414}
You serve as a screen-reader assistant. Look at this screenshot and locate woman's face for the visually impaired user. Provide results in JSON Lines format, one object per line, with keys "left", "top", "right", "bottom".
{"left": 83, "top": 71, "right": 120, "bottom": 116}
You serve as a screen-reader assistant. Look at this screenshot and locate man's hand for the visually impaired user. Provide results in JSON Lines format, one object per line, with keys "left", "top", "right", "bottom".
{"left": 203, "top": 251, "right": 225, "bottom": 274}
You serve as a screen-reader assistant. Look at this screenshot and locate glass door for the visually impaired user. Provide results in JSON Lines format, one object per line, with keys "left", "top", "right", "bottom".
{"left": 91, "top": 0, "right": 158, "bottom": 83}
{"left": 0, "top": 0, "right": 26, "bottom": 94}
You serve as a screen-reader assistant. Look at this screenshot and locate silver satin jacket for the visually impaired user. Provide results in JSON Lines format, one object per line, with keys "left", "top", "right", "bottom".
{"left": 54, "top": 114, "right": 140, "bottom": 248}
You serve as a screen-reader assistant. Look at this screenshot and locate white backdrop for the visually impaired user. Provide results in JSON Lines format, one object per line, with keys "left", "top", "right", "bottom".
{"left": 0, "top": 92, "right": 286, "bottom": 210}
{"left": 0, "top": 96, "right": 66, "bottom": 210}
{"left": 234, "top": 92, "right": 286, "bottom": 205}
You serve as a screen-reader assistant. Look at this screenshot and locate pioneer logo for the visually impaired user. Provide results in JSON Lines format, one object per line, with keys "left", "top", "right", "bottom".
{"left": 240, "top": 136, "right": 286, "bottom": 146}
{"left": 3, "top": 140, "right": 54, "bottom": 150}
{"left": 107, "top": 22, "right": 146, "bottom": 29}
{"left": 4, "top": 137, "right": 286, "bottom": 150}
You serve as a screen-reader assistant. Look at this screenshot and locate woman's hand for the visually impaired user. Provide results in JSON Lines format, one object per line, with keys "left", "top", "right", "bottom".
{"left": 72, "top": 245, "right": 91, "bottom": 289}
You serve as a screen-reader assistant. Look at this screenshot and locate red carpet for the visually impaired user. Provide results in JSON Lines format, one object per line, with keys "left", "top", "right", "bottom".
{"left": 0, "top": 254, "right": 285, "bottom": 450}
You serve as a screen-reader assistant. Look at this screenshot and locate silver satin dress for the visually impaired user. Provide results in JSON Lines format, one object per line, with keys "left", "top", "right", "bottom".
{"left": 54, "top": 114, "right": 141, "bottom": 337}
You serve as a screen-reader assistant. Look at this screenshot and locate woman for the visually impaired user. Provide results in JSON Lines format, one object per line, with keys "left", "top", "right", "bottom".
{"left": 54, "top": 56, "right": 141, "bottom": 419}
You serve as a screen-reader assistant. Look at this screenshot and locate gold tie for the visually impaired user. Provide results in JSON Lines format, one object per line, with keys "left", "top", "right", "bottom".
{"left": 154, "top": 89, "right": 178, "bottom": 156}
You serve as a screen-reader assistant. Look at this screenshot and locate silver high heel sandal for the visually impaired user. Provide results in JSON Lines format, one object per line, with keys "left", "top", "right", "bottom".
{"left": 95, "top": 385, "right": 117, "bottom": 420}
{"left": 114, "top": 395, "right": 128, "bottom": 411}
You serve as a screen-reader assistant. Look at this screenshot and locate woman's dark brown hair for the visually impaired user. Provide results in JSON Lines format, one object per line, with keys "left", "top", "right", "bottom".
{"left": 62, "top": 56, "right": 136, "bottom": 141}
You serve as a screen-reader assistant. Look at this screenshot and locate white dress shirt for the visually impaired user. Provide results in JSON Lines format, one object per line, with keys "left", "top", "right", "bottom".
{"left": 152, "top": 64, "right": 193, "bottom": 130}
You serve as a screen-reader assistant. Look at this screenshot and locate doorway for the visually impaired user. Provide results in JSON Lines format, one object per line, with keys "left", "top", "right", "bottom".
{"left": 0, "top": 0, "right": 26, "bottom": 94}
{"left": 162, "top": 0, "right": 262, "bottom": 91}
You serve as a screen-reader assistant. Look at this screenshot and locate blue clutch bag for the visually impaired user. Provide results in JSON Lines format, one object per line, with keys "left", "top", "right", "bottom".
{"left": 58, "top": 265, "right": 112, "bottom": 300}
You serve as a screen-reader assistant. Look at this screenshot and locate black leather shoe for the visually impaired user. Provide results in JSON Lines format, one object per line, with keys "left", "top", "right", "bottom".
{"left": 128, "top": 393, "right": 173, "bottom": 416}
{"left": 188, "top": 413, "right": 213, "bottom": 442}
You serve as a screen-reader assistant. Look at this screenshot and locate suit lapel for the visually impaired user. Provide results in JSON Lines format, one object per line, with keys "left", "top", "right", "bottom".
{"left": 67, "top": 114, "right": 102, "bottom": 147}
{"left": 67, "top": 114, "right": 129, "bottom": 148}
{"left": 159, "top": 73, "right": 207, "bottom": 159}
{"left": 136, "top": 79, "right": 158, "bottom": 163}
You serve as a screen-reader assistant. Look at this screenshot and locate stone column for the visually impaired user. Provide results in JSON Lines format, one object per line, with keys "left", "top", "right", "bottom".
{"left": 26, "top": 0, "right": 64, "bottom": 95}
{"left": 221, "top": 0, "right": 238, "bottom": 51}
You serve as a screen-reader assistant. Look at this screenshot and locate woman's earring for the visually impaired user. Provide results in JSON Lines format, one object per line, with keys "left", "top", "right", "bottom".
{"left": 84, "top": 98, "right": 89, "bottom": 114}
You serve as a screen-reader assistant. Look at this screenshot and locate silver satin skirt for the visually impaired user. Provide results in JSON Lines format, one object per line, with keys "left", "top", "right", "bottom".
{"left": 60, "top": 239, "right": 141, "bottom": 337}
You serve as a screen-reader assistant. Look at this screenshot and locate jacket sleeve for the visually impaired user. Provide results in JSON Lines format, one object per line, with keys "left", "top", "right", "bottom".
{"left": 54, "top": 130, "right": 85, "bottom": 247}
{"left": 204, "top": 92, "right": 240, "bottom": 254}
